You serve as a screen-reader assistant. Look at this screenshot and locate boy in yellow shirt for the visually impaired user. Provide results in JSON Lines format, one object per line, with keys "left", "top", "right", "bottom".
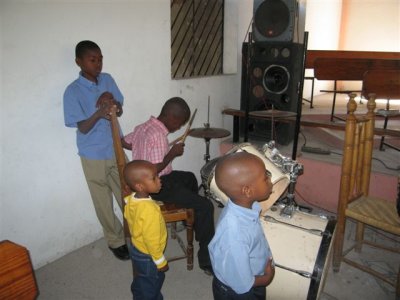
{"left": 123, "top": 160, "right": 168, "bottom": 300}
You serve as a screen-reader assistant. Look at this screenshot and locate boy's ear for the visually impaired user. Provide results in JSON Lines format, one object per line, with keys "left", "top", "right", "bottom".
{"left": 75, "top": 57, "right": 81, "bottom": 67}
{"left": 242, "top": 185, "right": 253, "bottom": 198}
{"left": 133, "top": 182, "right": 143, "bottom": 192}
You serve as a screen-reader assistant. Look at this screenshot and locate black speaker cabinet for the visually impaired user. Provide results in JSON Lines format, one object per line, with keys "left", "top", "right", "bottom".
{"left": 240, "top": 41, "right": 304, "bottom": 145}
{"left": 252, "top": 0, "right": 297, "bottom": 42}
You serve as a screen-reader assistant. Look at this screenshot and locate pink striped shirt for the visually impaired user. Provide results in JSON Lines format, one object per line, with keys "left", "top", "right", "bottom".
{"left": 125, "top": 116, "right": 172, "bottom": 176}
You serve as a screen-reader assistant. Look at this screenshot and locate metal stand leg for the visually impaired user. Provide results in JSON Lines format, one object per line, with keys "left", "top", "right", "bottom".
{"left": 204, "top": 138, "right": 211, "bottom": 163}
{"left": 279, "top": 178, "right": 298, "bottom": 218}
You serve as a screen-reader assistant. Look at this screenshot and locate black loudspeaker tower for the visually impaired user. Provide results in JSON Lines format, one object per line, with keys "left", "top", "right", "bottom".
{"left": 252, "top": 0, "right": 297, "bottom": 42}
{"left": 240, "top": 41, "right": 304, "bottom": 145}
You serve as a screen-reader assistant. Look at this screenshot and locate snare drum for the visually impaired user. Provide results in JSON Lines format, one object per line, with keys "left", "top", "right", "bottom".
{"left": 262, "top": 207, "right": 336, "bottom": 300}
{"left": 200, "top": 143, "right": 290, "bottom": 213}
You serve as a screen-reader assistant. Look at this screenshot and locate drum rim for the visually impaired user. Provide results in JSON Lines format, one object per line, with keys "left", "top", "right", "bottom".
{"left": 307, "top": 218, "right": 337, "bottom": 300}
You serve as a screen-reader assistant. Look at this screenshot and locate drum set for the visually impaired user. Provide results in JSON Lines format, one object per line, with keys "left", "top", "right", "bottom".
{"left": 197, "top": 140, "right": 336, "bottom": 300}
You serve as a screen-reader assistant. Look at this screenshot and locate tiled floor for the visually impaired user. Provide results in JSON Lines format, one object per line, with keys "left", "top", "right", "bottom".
{"left": 35, "top": 94, "right": 399, "bottom": 300}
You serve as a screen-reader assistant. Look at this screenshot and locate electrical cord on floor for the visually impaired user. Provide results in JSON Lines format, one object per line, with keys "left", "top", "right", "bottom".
{"left": 330, "top": 150, "right": 400, "bottom": 171}
{"left": 299, "top": 130, "right": 307, "bottom": 148}
{"left": 372, "top": 156, "right": 400, "bottom": 171}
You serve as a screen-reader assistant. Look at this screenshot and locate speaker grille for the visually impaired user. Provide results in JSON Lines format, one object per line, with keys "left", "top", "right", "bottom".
{"left": 252, "top": 0, "right": 296, "bottom": 42}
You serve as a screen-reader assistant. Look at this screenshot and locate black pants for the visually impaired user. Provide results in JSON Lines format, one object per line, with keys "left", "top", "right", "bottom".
{"left": 152, "top": 170, "right": 215, "bottom": 268}
{"left": 212, "top": 277, "right": 266, "bottom": 300}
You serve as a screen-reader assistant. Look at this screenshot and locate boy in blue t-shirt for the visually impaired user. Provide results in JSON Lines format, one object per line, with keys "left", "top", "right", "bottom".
{"left": 63, "top": 40, "right": 128, "bottom": 260}
{"left": 208, "top": 152, "right": 275, "bottom": 300}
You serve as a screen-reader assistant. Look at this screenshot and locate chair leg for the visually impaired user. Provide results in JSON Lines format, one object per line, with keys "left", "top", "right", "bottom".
{"left": 171, "top": 222, "right": 177, "bottom": 239}
{"left": 330, "top": 81, "right": 338, "bottom": 122}
{"left": 310, "top": 77, "right": 315, "bottom": 108}
{"left": 186, "top": 210, "right": 194, "bottom": 270}
{"left": 355, "top": 221, "right": 364, "bottom": 253}
{"left": 379, "top": 116, "right": 389, "bottom": 151}
{"left": 332, "top": 214, "right": 346, "bottom": 272}
{"left": 396, "top": 266, "right": 400, "bottom": 299}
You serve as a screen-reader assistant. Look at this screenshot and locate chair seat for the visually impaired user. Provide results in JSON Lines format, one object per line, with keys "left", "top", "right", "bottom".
{"left": 346, "top": 195, "right": 400, "bottom": 235}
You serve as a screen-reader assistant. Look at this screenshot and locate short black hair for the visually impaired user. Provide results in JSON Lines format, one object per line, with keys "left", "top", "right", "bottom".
{"left": 160, "top": 97, "right": 190, "bottom": 120}
{"left": 75, "top": 40, "right": 100, "bottom": 58}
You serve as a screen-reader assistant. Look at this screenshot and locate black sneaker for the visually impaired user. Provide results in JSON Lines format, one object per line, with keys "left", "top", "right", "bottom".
{"left": 109, "top": 245, "right": 130, "bottom": 261}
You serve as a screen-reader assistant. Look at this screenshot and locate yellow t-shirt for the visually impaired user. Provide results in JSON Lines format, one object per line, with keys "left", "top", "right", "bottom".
{"left": 124, "top": 193, "right": 168, "bottom": 268}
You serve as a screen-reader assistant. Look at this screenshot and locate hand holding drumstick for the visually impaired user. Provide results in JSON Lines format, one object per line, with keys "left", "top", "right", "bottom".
{"left": 169, "top": 108, "right": 197, "bottom": 145}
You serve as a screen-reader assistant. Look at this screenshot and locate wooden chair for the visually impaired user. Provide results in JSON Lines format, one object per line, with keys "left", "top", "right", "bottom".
{"left": 332, "top": 93, "right": 400, "bottom": 297}
{"left": 110, "top": 108, "right": 194, "bottom": 270}
{"left": 362, "top": 69, "right": 400, "bottom": 152}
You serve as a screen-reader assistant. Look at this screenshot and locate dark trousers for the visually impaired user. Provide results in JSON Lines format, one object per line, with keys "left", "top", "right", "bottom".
{"left": 128, "top": 243, "right": 165, "bottom": 300}
{"left": 212, "top": 277, "right": 266, "bottom": 300}
{"left": 152, "top": 170, "right": 215, "bottom": 268}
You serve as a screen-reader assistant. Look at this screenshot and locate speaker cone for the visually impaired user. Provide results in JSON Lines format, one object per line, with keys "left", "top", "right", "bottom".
{"left": 263, "top": 65, "right": 290, "bottom": 94}
{"left": 254, "top": 0, "right": 290, "bottom": 39}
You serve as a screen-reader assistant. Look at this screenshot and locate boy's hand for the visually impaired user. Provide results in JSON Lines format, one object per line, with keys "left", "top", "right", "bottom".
{"left": 253, "top": 257, "right": 275, "bottom": 288}
{"left": 263, "top": 257, "right": 275, "bottom": 285}
{"left": 168, "top": 142, "right": 185, "bottom": 159}
{"left": 158, "top": 263, "right": 169, "bottom": 272}
{"left": 96, "top": 92, "right": 114, "bottom": 108}
{"left": 96, "top": 92, "right": 122, "bottom": 119}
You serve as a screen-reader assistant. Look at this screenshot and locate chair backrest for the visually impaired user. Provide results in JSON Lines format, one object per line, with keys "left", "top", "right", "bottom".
{"left": 110, "top": 107, "right": 131, "bottom": 199}
{"left": 110, "top": 107, "right": 132, "bottom": 238}
{"left": 337, "top": 93, "right": 376, "bottom": 212}
{"left": 362, "top": 69, "right": 400, "bottom": 99}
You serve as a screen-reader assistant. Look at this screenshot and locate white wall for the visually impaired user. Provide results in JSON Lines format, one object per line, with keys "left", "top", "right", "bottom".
{"left": 338, "top": 0, "right": 400, "bottom": 91}
{"left": 303, "top": 0, "right": 344, "bottom": 96}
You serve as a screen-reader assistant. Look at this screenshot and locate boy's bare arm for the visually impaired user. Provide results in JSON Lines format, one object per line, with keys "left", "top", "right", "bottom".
{"left": 121, "top": 138, "right": 132, "bottom": 150}
{"left": 155, "top": 142, "right": 184, "bottom": 173}
{"left": 253, "top": 257, "right": 275, "bottom": 287}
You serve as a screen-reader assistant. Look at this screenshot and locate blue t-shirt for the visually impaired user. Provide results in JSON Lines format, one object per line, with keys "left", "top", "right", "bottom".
{"left": 208, "top": 199, "right": 273, "bottom": 294}
{"left": 63, "top": 72, "right": 123, "bottom": 159}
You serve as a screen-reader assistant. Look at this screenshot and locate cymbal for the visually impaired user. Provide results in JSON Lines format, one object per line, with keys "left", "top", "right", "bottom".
{"left": 189, "top": 127, "right": 231, "bottom": 139}
{"left": 249, "top": 110, "right": 297, "bottom": 118}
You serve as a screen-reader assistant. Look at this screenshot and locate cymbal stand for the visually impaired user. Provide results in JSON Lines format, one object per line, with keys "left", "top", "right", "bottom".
{"left": 203, "top": 96, "right": 211, "bottom": 163}
{"left": 203, "top": 137, "right": 211, "bottom": 163}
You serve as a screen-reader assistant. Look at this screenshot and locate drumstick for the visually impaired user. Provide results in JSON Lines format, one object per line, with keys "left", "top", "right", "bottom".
{"left": 169, "top": 108, "right": 197, "bottom": 145}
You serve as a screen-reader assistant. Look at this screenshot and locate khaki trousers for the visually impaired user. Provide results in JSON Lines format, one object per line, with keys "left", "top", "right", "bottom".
{"left": 81, "top": 157, "right": 125, "bottom": 248}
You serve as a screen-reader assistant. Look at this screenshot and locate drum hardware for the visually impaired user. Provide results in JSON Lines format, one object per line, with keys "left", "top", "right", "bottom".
{"left": 193, "top": 97, "right": 230, "bottom": 201}
{"left": 189, "top": 97, "right": 231, "bottom": 163}
{"left": 189, "top": 127, "right": 231, "bottom": 162}
{"left": 274, "top": 263, "right": 313, "bottom": 279}
{"left": 263, "top": 215, "right": 331, "bottom": 238}
{"left": 192, "top": 127, "right": 230, "bottom": 203}
{"left": 263, "top": 141, "right": 304, "bottom": 218}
